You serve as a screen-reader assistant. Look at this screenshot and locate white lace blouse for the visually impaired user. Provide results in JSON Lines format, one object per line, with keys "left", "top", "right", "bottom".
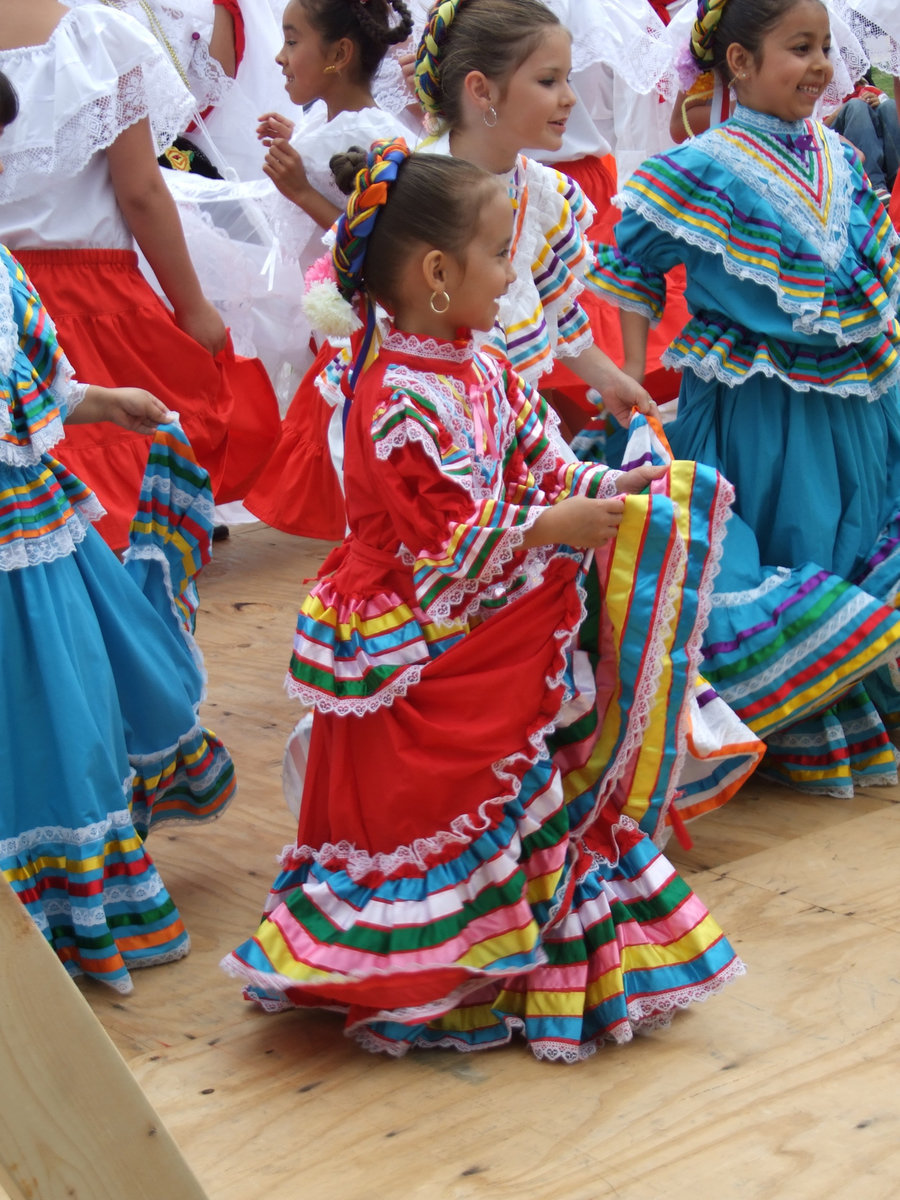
{"left": 0, "top": 3, "right": 194, "bottom": 250}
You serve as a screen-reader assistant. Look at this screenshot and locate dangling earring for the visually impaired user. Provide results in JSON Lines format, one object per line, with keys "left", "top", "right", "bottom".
{"left": 483, "top": 104, "right": 498, "bottom": 128}
{"left": 728, "top": 70, "right": 747, "bottom": 88}
{"left": 430, "top": 290, "right": 451, "bottom": 314}
{"left": 324, "top": 64, "right": 339, "bottom": 75}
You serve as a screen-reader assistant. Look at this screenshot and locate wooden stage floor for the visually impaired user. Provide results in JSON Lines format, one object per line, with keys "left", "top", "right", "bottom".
{"left": 12, "top": 523, "right": 900, "bottom": 1199}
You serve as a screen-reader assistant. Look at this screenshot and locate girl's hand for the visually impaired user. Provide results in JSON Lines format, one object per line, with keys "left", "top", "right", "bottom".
{"left": 174, "top": 299, "right": 227, "bottom": 355}
{"left": 525, "top": 495, "right": 625, "bottom": 550}
{"left": 69, "top": 385, "right": 177, "bottom": 431}
{"left": 257, "top": 111, "right": 295, "bottom": 145}
{"left": 615, "top": 463, "right": 669, "bottom": 494}
{"left": 600, "top": 368, "right": 657, "bottom": 427}
{"left": 104, "top": 387, "right": 177, "bottom": 433}
{"left": 263, "top": 138, "right": 311, "bottom": 205}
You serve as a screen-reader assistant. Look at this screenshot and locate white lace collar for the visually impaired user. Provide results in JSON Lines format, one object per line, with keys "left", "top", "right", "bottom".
{"left": 731, "top": 104, "right": 810, "bottom": 137}
{"left": 382, "top": 329, "right": 475, "bottom": 365}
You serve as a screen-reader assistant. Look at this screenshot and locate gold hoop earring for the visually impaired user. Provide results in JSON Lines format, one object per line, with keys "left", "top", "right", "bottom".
{"left": 483, "top": 105, "right": 498, "bottom": 128}
{"left": 430, "top": 290, "right": 451, "bottom": 314}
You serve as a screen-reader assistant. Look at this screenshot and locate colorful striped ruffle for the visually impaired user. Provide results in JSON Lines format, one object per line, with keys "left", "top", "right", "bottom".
{"left": 2, "top": 808, "right": 189, "bottom": 990}
{"left": 663, "top": 312, "right": 900, "bottom": 397}
{"left": 1, "top": 424, "right": 235, "bottom": 992}
{"left": 224, "top": 548, "right": 745, "bottom": 1057}
{"left": 589, "top": 116, "right": 900, "bottom": 398}
{"left": 554, "top": 413, "right": 763, "bottom": 841}
{"left": 481, "top": 157, "right": 595, "bottom": 383}
{"left": 698, "top": 523, "right": 900, "bottom": 797}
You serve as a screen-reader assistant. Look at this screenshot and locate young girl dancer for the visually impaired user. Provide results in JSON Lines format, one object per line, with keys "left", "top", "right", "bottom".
{"left": 0, "top": 0, "right": 278, "bottom": 548}
{"left": 412, "top": 0, "right": 653, "bottom": 430}
{"left": 0, "top": 64, "right": 236, "bottom": 993}
{"left": 241, "top": 0, "right": 413, "bottom": 538}
{"left": 591, "top": 0, "right": 900, "bottom": 797}
{"left": 222, "top": 139, "right": 763, "bottom": 1059}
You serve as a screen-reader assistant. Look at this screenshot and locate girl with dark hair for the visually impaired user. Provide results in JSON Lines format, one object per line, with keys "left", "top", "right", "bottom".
{"left": 0, "top": 72, "right": 236, "bottom": 992}
{"left": 591, "top": 0, "right": 900, "bottom": 798}
{"left": 223, "top": 139, "right": 763, "bottom": 1060}
{"left": 240, "top": 0, "right": 414, "bottom": 539}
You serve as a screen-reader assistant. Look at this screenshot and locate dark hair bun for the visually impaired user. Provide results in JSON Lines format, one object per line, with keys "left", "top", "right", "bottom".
{"left": 330, "top": 146, "right": 369, "bottom": 195}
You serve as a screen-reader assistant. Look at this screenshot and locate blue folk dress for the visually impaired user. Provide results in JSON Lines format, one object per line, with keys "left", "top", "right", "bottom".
{"left": 0, "top": 245, "right": 235, "bottom": 991}
{"left": 591, "top": 104, "right": 900, "bottom": 796}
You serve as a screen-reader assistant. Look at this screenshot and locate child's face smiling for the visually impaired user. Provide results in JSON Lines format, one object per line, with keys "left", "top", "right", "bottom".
{"left": 733, "top": 0, "right": 833, "bottom": 122}
{"left": 443, "top": 184, "right": 516, "bottom": 335}
{"left": 493, "top": 27, "right": 576, "bottom": 156}
{"left": 275, "top": 0, "right": 332, "bottom": 107}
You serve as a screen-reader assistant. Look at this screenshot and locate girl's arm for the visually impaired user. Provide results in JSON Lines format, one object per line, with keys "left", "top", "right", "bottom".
{"left": 209, "top": 2, "right": 237, "bottom": 78}
{"left": 105, "top": 118, "right": 227, "bottom": 354}
{"left": 66, "top": 385, "right": 175, "bottom": 434}
{"left": 619, "top": 309, "right": 651, "bottom": 384}
{"left": 263, "top": 138, "right": 341, "bottom": 230}
{"left": 565, "top": 342, "right": 655, "bottom": 425}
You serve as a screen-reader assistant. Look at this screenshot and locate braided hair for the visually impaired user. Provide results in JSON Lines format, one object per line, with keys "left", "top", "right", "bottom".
{"left": 690, "top": 0, "right": 819, "bottom": 82}
{"left": 329, "top": 140, "right": 498, "bottom": 310}
{"left": 299, "top": 0, "right": 413, "bottom": 84}
{"left": 414, "top": 0, "right": 560, "bottom": 127}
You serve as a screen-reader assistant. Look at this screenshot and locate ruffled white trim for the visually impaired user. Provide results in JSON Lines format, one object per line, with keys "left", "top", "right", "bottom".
{"left": 0, "top": 5, "right": 195, "bottom": 203}
{"left": 374, "top": 420, "right": 443, "bottom": 470}
{"left": 0, "top": 494, "right": 105, "bottom": 574}
{"left": 0, "top": 806, "right": 133, "bottom": 857}
{"left": 285, "top": 662, "right": 427, "bottom": 718}
{"left": 382, "top": 330, "right": 474, "bottom": 364}
{"left": 701, "top": 109, "right": 852, "bottom": 271}
{"left": 711, "top": 566, "right": 792, "bottom": 608}
{"left": 89, "top": 0, "right": 232, "bottom": 112}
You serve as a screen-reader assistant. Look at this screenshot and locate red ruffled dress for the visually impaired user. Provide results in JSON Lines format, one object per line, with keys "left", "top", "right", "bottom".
{"left": 223, "top": 328, "right": 762, "bottom": 1059}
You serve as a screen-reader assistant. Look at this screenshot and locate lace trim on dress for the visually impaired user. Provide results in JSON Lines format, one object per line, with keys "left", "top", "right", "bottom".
{"left": 420, "top": 509, "right": 545, "bottom": 628}
{"left": 373, "top": 419, "right": 443, "bottom": 469}
{"left": 0, "top": 806, "right": 136, "bottom": 857}
{"left": 623, "top": 175, "right": 898, "bottom": 364}
{"left": 0, "top": 496, "right": 104, "bottom": 574}
{"left": 720, "top": 590, "right": 900, "bottom": 705}
{"left": 661, "top": 334, "right": 900, "bottom": 401}
{"left": 285, "top": 663, "right": 427, "bottom": 718}
{"left": 830, "top": 0, "right": 900, "bottom": 75}
{"left": 699, "top": 109, "right": 853, "bottom": 271}
{"left": 0, "top": 7, "right": 195, "bottom": 202}
{"left": 98, "top": 0, "right": 231, "bottom": 113}
{"left": 381, "top": 330, "right": 474, "bottom": 364}
{"left": 711, "top": 566, "right": 793, "bottom": 607}
{"left": 122, "top": 541, "right": 208, "bottom": 682}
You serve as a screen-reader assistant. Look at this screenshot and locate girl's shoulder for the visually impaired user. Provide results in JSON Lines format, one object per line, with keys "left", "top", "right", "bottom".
{"left": 0, "top": 4, "right": 193, "bottom": 203}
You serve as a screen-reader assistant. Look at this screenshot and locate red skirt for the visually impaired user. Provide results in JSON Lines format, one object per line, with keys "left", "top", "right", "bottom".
{"left": 17, "top": 248, "right": 280, "bottom": 547}
{"left": 547, "top": 154, "right": 687, "bottom": 409}
{"left": 890, "top": 175, "right": 900, "bottom": 232}
{"left": 243, "top": 339, "right": 346, "bottom": 542}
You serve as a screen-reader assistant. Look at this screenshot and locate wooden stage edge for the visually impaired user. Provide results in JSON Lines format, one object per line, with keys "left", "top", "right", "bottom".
{"left": 6, "top": 521, "right": 900, "bottom": 1200}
